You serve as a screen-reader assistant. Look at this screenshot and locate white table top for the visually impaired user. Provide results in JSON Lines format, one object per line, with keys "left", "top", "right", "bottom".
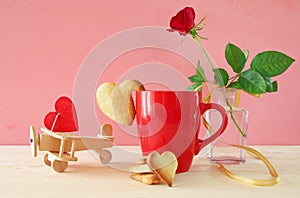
{"left": 0, "top": 146, "right": 299, "bottom": 197}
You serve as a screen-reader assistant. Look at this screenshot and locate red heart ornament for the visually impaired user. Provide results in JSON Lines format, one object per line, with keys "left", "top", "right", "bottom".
{"left": 44, "top": 96, "right": 78, "bottom": 132}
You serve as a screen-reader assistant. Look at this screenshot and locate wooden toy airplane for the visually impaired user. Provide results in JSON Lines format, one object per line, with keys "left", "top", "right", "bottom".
{"left": 29, "top": 124, "right": 114, "bottom": 173}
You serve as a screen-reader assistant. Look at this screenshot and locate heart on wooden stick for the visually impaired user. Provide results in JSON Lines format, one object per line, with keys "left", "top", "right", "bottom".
{"left": 44, "top": 96, "right": 78, "bottom": 132}
{"left": 146, "top": 151, "right": 178, "bottom": 187}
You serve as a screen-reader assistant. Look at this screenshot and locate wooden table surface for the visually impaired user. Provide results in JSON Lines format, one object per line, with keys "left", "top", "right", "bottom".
{"left": 0, "top": 146, "right": 299, "bottom": 197}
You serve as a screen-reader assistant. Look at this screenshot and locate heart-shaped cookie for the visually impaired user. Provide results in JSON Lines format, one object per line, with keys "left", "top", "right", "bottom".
{"left": 96, "top": 82, "right": 116, "bottom": 121}
{"left": 44, "top": 96, "right": 78, "bottom": 132}
{"left": 146, "top": 151, "right": 178, "bottom": 187}
{"left": 96, "top": 79, "right": 145, "bottom": 125}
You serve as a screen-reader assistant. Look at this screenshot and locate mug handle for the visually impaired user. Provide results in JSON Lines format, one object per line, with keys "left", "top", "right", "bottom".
{"left": 194, "top": 102, "right": 228, "bottom": 155}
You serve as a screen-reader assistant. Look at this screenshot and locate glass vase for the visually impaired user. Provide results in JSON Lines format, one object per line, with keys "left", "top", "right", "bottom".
{"left": 206, "top": 88, "right": 248, "bottom": 164}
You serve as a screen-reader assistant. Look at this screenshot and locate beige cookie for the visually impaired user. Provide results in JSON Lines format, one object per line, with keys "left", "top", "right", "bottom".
{"left": 146, "top": 151, "right": 178, "bottom": 187}
{"left": 130, "top": 173, "right": 161, "bottom": 185}
{"left": 96, "top": 82, "right": 116, "bottom": 121}
{"left": 111, "top": 79, "right": 145, "bottom": 125}
{"left": 136, "top": 157, "right": 147, "bottom": 165}
{"left": 130, "top": 163, "right": 153, "bottom": 173}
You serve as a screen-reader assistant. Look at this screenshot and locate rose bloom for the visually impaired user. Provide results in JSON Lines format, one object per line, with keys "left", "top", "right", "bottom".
{"left": 169, "top": 7, "right": 195, "bottom": 35}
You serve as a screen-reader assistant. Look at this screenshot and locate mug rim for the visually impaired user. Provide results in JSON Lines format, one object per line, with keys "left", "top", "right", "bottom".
{"left": 135, "top": 90, "right": 202, "bottom": 93}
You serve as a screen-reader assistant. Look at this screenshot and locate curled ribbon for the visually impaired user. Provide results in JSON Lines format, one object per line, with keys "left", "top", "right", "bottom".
{"left": 216, "top": 144, "right": 280, "bottom": 186}
{"left": 202, "top": 87, "right": 279, "bottom": 186}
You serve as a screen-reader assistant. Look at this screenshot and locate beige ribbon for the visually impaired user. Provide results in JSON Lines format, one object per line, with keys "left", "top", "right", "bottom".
{"left": 202, "top": 87, "right": 279, "bottom": 186}
{"left": 216, "top": 144, "right": 280, "bottom": 186}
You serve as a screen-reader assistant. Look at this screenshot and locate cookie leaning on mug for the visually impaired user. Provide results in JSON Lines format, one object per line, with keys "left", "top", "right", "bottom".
{"left": 111, "top": 80, "right": 145, "bottom": 125}
{"left": 96, "top": 79, "right": 145, "bottom": 125}
{"left": 96, "top": 82, "right": 116, "bottom": 122}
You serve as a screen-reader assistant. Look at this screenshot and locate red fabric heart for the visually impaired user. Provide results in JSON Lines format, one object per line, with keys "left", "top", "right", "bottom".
{"left": 44, "top": 96, "right": 78, "bottom": 132}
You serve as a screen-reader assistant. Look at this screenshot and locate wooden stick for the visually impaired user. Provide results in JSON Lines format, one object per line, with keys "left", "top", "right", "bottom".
{"left": 59, "top": 138, "right": 65, "bottom": 157}
{"left": 70, "top": 140, "right": 76, "bottom": 158}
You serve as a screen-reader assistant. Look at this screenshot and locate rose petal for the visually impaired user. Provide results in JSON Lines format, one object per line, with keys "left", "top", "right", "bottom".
{"left": 169, "top": 7, "right": 195, "bottom": 34}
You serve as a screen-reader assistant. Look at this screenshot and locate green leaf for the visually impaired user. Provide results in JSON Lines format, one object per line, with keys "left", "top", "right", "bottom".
{"left": 250, "top": 51, "right": 295, "bottom": 77}
{"left": 225, "top": 43, "right": 247, "bottom": 73}
{"left": 271, "top": 81, "right": 278, "bottom": 92}
{"left": 188, "top": 75, "right": 202, "bottom": 83}
{"left": 238, "top": 69, "right": 267, "bottom": 94}
{"left": 264, "top": 77, "right": 272, "bottom": 92}
{"left": 213, "top": 68, "right": 229, "bottom": 86}
{"left": 187, "top": 61, "right": 207, "bottom": 91}
{"left": 264, "top": 77, "right": 278, "bottom": 93}
{"left": 227, "top": 81, "right": 242, "bottom": 89}
{"left": 187, "top": 83, "right": 202, "bottom": 91}
{"left": 196, "top": 61, "right": 207, "bottom": 81}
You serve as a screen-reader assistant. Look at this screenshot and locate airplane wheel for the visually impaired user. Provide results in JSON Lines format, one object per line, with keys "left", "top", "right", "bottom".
{"left": 51, "top": 160, "right": 68, "bottom": 173}
{"left": 99, "top": 149, "right": 112, "bottom": 164}
{"left": 43, "top": 153, "right": 51, "bottom": 167}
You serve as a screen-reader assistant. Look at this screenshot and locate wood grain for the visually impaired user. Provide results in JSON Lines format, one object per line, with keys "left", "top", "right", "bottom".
{"left": 0, "top": 146, "right": 299, "bottom": 197}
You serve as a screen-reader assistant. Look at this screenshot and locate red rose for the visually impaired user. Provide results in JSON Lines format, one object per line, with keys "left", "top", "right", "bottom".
{"left": 169, "top": 7, "right": 195, "bottom": 35}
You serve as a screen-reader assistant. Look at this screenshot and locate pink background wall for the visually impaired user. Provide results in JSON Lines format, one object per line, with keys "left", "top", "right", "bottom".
{"left": 1, "top": 0, "right": 299, "bottom": 145}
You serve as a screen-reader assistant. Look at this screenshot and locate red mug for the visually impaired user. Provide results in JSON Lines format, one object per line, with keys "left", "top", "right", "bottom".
{"left": 135, "top": 90, "right": 228, "bottom": 173}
